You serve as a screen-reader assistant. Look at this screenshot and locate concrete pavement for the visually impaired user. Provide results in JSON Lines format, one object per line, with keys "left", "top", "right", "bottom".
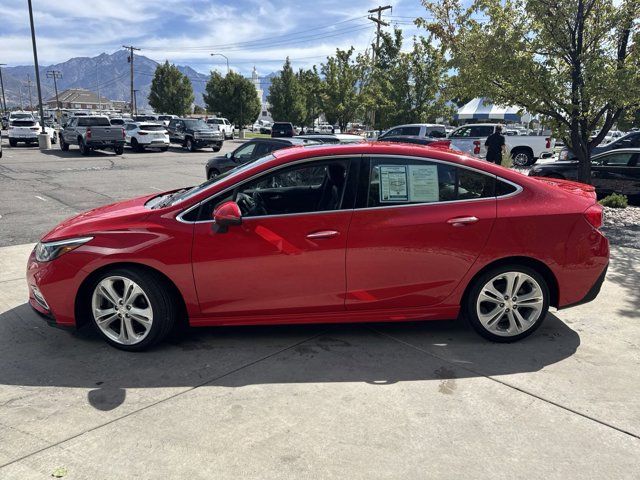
{"left": 0, "top": 243, "right": 638, "bottom": 479}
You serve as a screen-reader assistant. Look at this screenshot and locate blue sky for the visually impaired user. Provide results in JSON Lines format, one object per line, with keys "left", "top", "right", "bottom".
{"left": 0, "top": 0, "right": 427, "bottom": 75}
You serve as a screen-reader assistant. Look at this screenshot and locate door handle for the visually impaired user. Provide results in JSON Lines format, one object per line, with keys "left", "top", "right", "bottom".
{"left": 447, "top": 216, "right": 479, "bottom": 227}
{"left": 306, "top": 230, "right": 340, "bottom": 239}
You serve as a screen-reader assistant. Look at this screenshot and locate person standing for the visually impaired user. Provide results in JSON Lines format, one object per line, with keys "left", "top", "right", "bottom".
{"left": 485, "top": 125, "right": 506, "bottom": 165}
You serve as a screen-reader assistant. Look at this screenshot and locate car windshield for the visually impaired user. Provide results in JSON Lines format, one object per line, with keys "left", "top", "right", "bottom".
{"left": 158, "top": 115, "right": 172, "bottom": 120}
{"left": 184, "top": 119, "right": 209, "bottom": 129}
{"left": 11, "top": 120, "right": 36, "bottom": 127}
{"left": 156, "top": 154, "right": 276, "bottom": 208}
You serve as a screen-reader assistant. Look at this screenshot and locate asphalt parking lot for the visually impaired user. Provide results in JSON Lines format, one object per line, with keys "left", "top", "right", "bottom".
{"left": 1, "top": 139, "right": 639, "bottom": 478}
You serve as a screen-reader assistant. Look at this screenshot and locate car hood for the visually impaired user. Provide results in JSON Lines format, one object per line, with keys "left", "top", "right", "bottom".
{"left": 41, "top": 193, "right": 158, "bottom": 242}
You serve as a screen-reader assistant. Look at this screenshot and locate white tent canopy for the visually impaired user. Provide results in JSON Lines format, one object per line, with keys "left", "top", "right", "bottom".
{"left": 455, "top": 97, "right": 531, "bottom": 122}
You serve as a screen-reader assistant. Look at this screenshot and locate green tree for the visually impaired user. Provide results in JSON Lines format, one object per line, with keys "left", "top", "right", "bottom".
{"left": 203, "top": 71, "right": 261, "bottom": 127}
{"left": 267, "top": 57, "right": 306, "bottom": 125}
{"left": 420, "top": 0, "right": 640, "bottom": 183}
{"left": 297, "top": 66, "right": 324, "bottom": 128}
{"left": 148, "top": 61, "right": 195, "bottom": 116}
{"left": 321, "top": 48, "right": 366, "bottom": 131}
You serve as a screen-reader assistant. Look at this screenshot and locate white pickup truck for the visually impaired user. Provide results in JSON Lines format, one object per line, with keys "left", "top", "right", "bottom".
{"left": 206, "top": 117, "right": 234, "bottom": 139}
{"left": 448, "top": 123, "right": 554, "bottom": 166}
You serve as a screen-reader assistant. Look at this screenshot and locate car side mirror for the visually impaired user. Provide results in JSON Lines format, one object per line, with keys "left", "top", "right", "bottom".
{"left": 212, "top": 201, "right": 242, "bottom": 233}
{"left": 225, "top": 152, "right": 231, "bottom": 159}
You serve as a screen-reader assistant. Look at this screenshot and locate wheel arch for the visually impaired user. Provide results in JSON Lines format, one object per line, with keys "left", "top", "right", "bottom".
{"left": 74, "top": 261, "right": 189, "bottom": 329}
{"left": 510, "top": 145, "right": 534, "bottom": 157}
{"left": 461, "top": 256, "right": 559, "bottom": 309}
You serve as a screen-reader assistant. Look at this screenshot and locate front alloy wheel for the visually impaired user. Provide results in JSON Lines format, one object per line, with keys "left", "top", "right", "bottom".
{"left": 89, "top": 268, "right": 177, "bottom": 350}
{"left": 466, "top": 266, "right": 549, "bottom": 342}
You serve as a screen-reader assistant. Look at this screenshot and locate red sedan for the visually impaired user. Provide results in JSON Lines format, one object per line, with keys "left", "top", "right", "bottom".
{"left": 27, "top": 143, "right": 609, "bottom": 351}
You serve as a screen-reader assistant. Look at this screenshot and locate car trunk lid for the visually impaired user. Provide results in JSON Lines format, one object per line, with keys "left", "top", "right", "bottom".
{"left": 531, "top": 176, "right": 597, "bottom": 200}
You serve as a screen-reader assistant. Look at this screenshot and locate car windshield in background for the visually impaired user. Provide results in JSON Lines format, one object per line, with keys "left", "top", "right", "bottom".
{"left": 12, "top": 120, "right": 36, "bottom": 127}
{"left": 139, "top": 124, "right": 166, "bottom": 131}
{"left": 110, "top": 119, "right": 125, "bottom": 125}
{"left": 183, "top": 119, "right": 209, "bottom": 129}
{"left": 78, "top": 117, "right": 111, "bottom": 127}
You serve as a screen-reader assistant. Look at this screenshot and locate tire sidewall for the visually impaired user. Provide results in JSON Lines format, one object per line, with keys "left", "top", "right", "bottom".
{"left": 465, "top": 264, "right": 550, "bottom": 342}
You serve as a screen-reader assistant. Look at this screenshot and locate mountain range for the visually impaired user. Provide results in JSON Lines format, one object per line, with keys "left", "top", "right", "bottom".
{"left": 0, "top": 50, "right": 274, "bottom": 110}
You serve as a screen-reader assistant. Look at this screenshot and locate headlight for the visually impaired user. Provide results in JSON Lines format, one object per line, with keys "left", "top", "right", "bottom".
{"left": 35, "top": 236, "right": 93, "bottom": 262}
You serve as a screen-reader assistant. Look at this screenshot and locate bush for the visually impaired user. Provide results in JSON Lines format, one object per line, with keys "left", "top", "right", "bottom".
{"left": 599, "top": 193, "right": 628, "bottom": 208}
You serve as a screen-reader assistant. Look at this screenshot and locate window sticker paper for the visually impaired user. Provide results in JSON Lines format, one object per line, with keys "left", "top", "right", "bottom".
{"left": 379, "top": 165, "right": 409, "bottom": 202}
{"left": 409, "top": 165, "right": 439, "bottom": 202}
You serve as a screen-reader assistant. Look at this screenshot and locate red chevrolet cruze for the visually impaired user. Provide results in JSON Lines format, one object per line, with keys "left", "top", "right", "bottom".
{"left": 27, "top": 143, "right": 609, "bottom": 351}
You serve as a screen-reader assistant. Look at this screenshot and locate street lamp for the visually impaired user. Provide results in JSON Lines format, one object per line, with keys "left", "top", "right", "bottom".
{"left": 210, "top": 53, "right": 230, "bottom": 75}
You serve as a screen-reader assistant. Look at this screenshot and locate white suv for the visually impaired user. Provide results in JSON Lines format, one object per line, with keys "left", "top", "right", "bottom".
{"left": 125, "top": 122, "right": 169, "bottom": 152}
{"left": 206, "top": 118, "right": 234, "bottom": 139}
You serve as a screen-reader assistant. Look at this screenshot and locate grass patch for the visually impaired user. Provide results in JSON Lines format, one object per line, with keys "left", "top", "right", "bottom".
{"left": 243, "top": 132, "right": 271, "bottom": 139}
{"left": 599, "top": 193, "right": 628, "bottom": 208}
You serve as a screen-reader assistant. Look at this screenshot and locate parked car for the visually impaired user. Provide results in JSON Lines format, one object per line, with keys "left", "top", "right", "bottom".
{"left": 529, "top": 148, "right": 640, "bottom": 204}
{"left": 125, "top": 122, "right": 169, "bottom": 152}
{"left": 377, "top": 135, "right": 451, "bottom": 148}
{"left": 134, "top": 115, "right": 157, "bottom": 122}
{"left": 448, "top": 123, "right": 555, "bottom": 166}
{"left": 296, "top": 133, "right": 364, "bottom": 144}
{"left": 27, "top": 142, "right": 608, "bottom": 351}
{"left": 559, "top": 131, "right": 640, "bottom": 161}
{"left": 379, "top": 123, "right": 447, "bottom": 141}
{"left": 167, "top": 118, "right": 224, "bottom": 152}
{"left": 59, "top": 116, "right": 125, "bottom": 155}
{"left": 109, "top": 118, "right": 126, "bottom": 126}
{"left": 1, "top": 115, "right": 9, "bottom": 130}
{"left": 206, "top": 117, "right": 235, "bottom": 139}
{"left": 271, "top": 122, "right": 295, "bottom": 138}
{"left": 157, "top": 115, "right": 178, "bottom": 127}
{"left": 205, "top": 137, "right": 318, "bottom": 179}
{"left": 8, "top": 117, "right": 57, "bottom": 146}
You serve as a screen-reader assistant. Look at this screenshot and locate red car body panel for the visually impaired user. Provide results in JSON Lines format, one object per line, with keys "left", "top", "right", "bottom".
{"left": 26, "top": 142, "right": 609, "bottom": 330}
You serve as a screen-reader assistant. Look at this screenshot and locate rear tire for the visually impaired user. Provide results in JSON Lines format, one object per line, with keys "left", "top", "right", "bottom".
{"left": 114, "top": 146, "right": 124, "bottom": 155}
{"left": 465, "top": 264, "right": 549, "bottom": 342}
{"left": 79, "top": 138, "right": 90, "bottom": 156}
{"left": 160, "top": 147, "right": 169, "bottom": 152}
{"left": 9, "top": 139, "right": 17, "bottom": 147}
{"left": 186, "top": 137, "right": 197, "bottom": 152}
{"left": 511, "top": 148, "right": 534, "bottom": 167}
{"left": 60, "top": 136, "right": 69, "bottom": 151}
{"left": 131, "top": 138, "right": 143, "bottom": 152}
{"left": 88, "top": 267, "right": 178, "bottom": 351}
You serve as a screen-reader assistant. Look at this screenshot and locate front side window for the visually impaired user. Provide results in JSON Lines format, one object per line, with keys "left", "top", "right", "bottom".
{"left": 233, "top": 142, "right": 257, "bottom": 161}
{"left": 451, "top": 127, "right": 470, "bottom": 138}
{"left": 366, "top": 157, "right": 495, "bottom": 208}
{"left": 401, "top": 126, "right": 421, "bottom": 136}
{"left": 596, "top": 153, "right": 634, "bottom": 166}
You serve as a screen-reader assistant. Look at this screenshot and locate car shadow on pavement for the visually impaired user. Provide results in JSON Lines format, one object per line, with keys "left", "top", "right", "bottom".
{"left": 605, "top": 246, "right": 640, "bottom": 319}
{"left": 0, "top": 303, "right": 579, "bottom": 411}
{"left": 39, "top": 149, "right": 116, "bottom": 158}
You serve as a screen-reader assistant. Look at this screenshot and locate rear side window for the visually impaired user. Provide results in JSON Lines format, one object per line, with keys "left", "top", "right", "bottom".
{"left": 400, "top": 126, "right": 421, "bottom": 136}
{"left": 496, "top": 180, "right": 518, "bottom": 196}
{"left": 139, "top": 124, "right": 166, "bottom": 131}
{"left": 366, "top": 157, "right": 495, "bottom": 207}
{"left": 469, "top": 126, "right": 495, "bottom": 137}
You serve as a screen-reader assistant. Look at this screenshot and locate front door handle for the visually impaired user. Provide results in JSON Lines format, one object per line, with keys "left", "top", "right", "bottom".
{"left": 306, "top": 230, "right": 340, "bottom": 239}
{"left": 447, "top": 216, "right": 479, "bottom": 227}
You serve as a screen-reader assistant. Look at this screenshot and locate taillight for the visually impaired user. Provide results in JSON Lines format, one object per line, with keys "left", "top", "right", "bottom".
{"left": 86, "top": 127, "right": 92, "bottom": 140}
{"left": 545, "top": 137, "right": 551, "bottom": 149}
{"left": 584, "top": 204, "right": 603, "bottom": 229}
{"left": 473, "top": 140, "right": 481, "bottom": 155}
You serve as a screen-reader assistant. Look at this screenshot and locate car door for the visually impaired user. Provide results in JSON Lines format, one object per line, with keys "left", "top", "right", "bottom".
{"left": 621, "top": 153, "right": 640, "bottom": 202}
{"left": 190, "top": 156, "right": 359, "bottom": 317}
{"left": 63, "top": 118, "right": 76, "bottom": 143}
{"left": 591, "top": 152, "right": 636, "bottom": 196}
{"left": 345, "top": 155, "right": 497, "bottom": 310}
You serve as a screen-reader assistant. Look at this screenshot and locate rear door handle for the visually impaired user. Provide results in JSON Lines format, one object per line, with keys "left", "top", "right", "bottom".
{"left": 447, "top": 216, "right": 479, "bottom": 227}
{"left": 306, "top": 230, "right": 340, "bottom": 239}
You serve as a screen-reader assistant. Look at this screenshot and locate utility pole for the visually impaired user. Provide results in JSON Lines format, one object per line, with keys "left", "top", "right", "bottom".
{"left": 46, "top": 70, "right": 62, "bottom": 120}
{"left": 133, "top": 89, "right": 139, "bottom": 116}
{"left": 368, "top": 5, "right": 391, "bottom": 129}
{"left": 18, "top": 84, "right": 24, "bottom": 110}
{"left": 28, "top": 0, "right": 47, "bottom": 136}
{"left": 26, "top": 74, "right": 34, "bottom": 112}
{"left": 123, "top": 45, "right": 140, "bottom": 115}
{"left": 0, "top": 64, "right": 7, "bottom": 114}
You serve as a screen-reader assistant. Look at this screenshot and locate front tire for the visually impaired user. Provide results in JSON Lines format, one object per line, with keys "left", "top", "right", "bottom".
{"left": 465, "top": 265, "right": 549, "bottom": 342}
{"left": 114, "top": 146, "right": 124, "bottom": 155}
{"left": 208, "top": 168, "right": 220, "bottom": 180}
{"left": 79, "top": 138, "right": 91, "bottom": 156}
{"left": 89, "top": 268, "right": 177, "bottom": 351}
{"left": 186, "top": 137, "right": 197, "bottom": 152}
{"left": 9, "top": 139, "right": 17, "bottom": 147}
{"left": 60, "top": 137, "right": 69, "bottom": 151}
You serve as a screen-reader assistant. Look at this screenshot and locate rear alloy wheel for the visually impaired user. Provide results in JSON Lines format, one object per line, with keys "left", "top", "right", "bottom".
{"left": 79, "top": 138, "right": 91, "bottom": 156}
{"left": 512, "top": 149, "right": 533, "bottom": 167}
{"left": 466, "top": 266, "right": 549, "bottom": 342}
{"left": 186, "top": 138, "right": 197, "bottom": 152}
{"left": 131, "top": 138, "right": 143, "bottom": 152}
{"left": 90, "top": 269, "right": 177, "bottom": 351}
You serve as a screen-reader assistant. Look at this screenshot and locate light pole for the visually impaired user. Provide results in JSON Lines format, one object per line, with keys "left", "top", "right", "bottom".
{"left": 210, "top": 53, "right": 229, "bottom": 75}
{"left": 27, "top": 0, "right": 47, "bottom": 138}
{"left": 0, "top": 64, "right": 7, "bottom": 114}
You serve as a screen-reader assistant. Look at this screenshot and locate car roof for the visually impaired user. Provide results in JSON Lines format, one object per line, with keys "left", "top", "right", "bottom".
{"left": 250, "top": 137, "right": 317, "bottom": 145}
{"left": 592, "top": 148, "right": 640, "bottom": 158}
{"left": 390, "top": 123, "right": 446, "bottom": 128}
